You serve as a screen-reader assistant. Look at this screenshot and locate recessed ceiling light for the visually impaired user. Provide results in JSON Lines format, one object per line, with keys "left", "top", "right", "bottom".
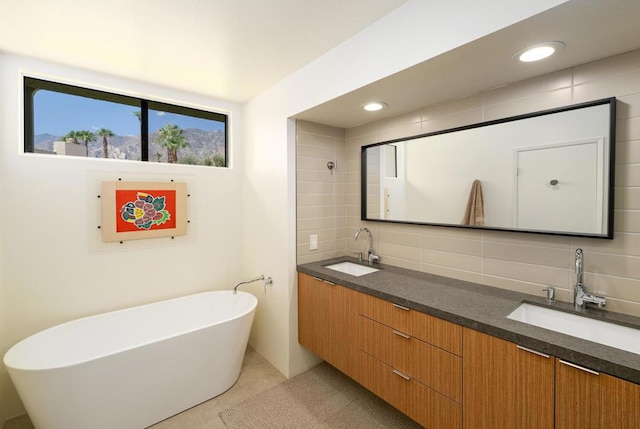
{"left": 515, "top": 41, "right": 564, "bottom": 63}
{"left": 363, "top": 102, "right": 387, "bottom": 112}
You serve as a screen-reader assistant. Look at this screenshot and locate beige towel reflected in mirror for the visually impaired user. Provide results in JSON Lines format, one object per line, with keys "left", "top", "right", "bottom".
{"left": 462, "top": 179, "right": 485, "bottom": 226}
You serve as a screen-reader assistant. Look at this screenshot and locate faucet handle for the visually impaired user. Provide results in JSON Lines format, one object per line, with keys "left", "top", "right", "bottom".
{"left": 593, "top": 295, "right": 607, "bottom": 308}
{"left": 542, "top": 286, "right": 556, "bottom": 304}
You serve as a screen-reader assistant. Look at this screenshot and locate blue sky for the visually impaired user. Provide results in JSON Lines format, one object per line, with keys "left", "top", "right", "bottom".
{"left": 34, "top": 90, "right": 224, "bottom": 136}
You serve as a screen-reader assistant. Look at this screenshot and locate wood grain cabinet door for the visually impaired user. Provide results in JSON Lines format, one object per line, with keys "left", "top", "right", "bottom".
{"left": 298, "top": 272, "right": 361, "bottom": 381}
{"left": 298, "top": 273, "right": 328, "bottom": 358}
{"left": 513, "top": 344, "right": 554, "bottom": 429}
{"left": 599, "top": 370, "right": 640, "bottom": 429}
{"left": 556, "top": 358, "right": 640, "bottom": 429}
{"left": 463, "top": 328, "right": 554, "bottom": 429}
{"left": 326, "top": 282, "right": 361, "bottom": 380}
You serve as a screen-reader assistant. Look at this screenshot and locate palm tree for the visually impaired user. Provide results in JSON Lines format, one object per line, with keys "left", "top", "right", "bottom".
{"left": 133, "top": 111, "right": 141, "bottom": 123}
{"left": 77, "top": 130, "right": 96, "bottom": 149}
{"left": 154, "top": 124, "right": 188, "bottom": 163}
{"left": 97, "top": 128, "right": 114, "bottom": 158}
{"left": 62, "top": 130, "right": 80, "bottom": 144}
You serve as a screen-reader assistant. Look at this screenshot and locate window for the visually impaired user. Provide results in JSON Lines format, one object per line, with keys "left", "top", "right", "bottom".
{"left": 24, "top": 77, "right": 227, "bottom": 167}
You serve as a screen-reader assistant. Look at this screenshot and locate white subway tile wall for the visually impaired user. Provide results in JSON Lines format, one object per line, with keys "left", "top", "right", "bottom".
{"left": 296, "top": 49, "right": 640, "bottom": 317}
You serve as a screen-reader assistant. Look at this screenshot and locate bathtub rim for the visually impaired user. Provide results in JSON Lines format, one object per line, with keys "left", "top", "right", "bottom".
{"left": 3, "top": 290, "right": 258, "bottom": 372}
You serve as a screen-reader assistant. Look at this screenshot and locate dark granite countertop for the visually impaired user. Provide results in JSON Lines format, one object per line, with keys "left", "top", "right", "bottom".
{"left": 298, "top": 256, "right": 640, "bottom": 384}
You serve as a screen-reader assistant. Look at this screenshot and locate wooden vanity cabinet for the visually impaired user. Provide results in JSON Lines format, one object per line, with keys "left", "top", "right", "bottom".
{"left": 463, "top": 328, "right": 554, "bottom": 429}
{"left": 298, "top": 271, "right": 640, "bottom": 429}
{"left": 555, "top": 358, "right": 640, "bottom": 429}
{"left": 297, "top": 273, "right": 360, "bottom": 380}
{"left": 359, "top": 293, "right": 463, "bottom": 429}
{"left": 464, "top": 328, "right": 640, "bottom": 429}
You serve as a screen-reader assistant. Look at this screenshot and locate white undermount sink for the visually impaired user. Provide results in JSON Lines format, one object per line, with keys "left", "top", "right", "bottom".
{"left": 325, "top": 262, "right": 379, "bottom": 277}
{"left": 507, "top": 303, "right": 640, "bottom": 355}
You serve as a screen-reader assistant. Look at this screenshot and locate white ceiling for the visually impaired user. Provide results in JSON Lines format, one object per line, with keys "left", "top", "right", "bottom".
{"left": 295, "top": 0, "right": 640, "bottom": 128}
{"left": 3, "top": 1, "right": 639, "bottom": 129}
{"left": 0, "top": 0, "right": 408, "bottom": 102}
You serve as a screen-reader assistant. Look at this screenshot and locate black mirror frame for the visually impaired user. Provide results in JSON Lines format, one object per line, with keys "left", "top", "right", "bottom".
{"left": 361, "top": 97, "right": 617, "bottom": 239}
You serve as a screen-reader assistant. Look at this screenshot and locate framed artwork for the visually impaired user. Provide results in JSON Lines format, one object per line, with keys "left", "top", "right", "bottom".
{"left": 101, "top": 181, "right": 187, "bottom": 242}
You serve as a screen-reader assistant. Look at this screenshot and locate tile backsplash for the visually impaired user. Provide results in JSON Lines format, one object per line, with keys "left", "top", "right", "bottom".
{"left": 296, "top": 49, "right": 640, "bottom": 317}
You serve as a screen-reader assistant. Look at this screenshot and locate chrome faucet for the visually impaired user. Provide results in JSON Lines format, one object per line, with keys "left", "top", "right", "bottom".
{"left": 574, "top": 249, "right": 606, "bottom": 308}
{"left": 355, "top": 227, "right": 379, "bottom": 264}
{"left": 233, "top": 275, "right": 265, "bottom": 294}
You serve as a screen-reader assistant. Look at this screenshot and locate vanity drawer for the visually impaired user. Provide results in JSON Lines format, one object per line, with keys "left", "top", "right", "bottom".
{"left": 360, "top": 352, "right": 462, "bottom": 429}
{"left": 359, "top": 292, "right": 462, "bottom": 355}
{"left": 360, "top": 315, "right": 462, "bottom": 403}
{"left": 359, "top": 315, "right": 411, "bottom": 374}
{"left": 412, "top": 309, "right": 462, "bottom": 356}
{"left": 359, "top": 293, "right": 411, "bottom": 333}
{"left": 411, "top": 337, "right": 462, "bottom": 403}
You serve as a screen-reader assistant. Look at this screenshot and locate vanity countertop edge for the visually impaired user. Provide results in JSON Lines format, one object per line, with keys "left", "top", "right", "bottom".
{"left": 297, "top": 256, "right": 640, "bottom": 384}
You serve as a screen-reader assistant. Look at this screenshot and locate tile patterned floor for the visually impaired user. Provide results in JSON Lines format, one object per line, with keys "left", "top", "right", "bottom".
{"left": 3, "top": 346, "right": 286, "bottom": 429}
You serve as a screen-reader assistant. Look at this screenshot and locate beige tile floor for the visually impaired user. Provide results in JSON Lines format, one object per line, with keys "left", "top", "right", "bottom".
{"left": 3, "top": 346, "right": 286, "bottom": 429}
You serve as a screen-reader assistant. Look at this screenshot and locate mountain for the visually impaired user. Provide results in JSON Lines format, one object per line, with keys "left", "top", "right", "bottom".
{"left": 35, "top": 133, "right": 58, "bottom": 146}
{"left": 34, "top": 129, "right": 225, "bottom": 164}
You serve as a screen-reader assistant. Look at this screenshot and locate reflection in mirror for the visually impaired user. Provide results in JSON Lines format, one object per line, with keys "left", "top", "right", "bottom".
{"left": 384, "top": 145, "right": 397, "bottom": 178}
{"left": 361, "top": 98, "right": 616, "bottom": 238}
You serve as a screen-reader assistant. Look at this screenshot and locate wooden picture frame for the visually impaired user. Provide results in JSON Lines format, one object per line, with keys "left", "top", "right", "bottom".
{"left": 101, "top": 181, "right": 187, "bottom": 242}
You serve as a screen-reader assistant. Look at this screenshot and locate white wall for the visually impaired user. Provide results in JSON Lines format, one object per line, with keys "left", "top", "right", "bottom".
{"left": 0, "top": 54, "right": 245, "bottom": 423}
{"left": 244, "top": 0, "right": 567, "bottom": 378}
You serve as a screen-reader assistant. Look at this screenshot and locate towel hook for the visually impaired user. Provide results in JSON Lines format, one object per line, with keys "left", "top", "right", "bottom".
{"left": 327, "top": 161, "right": 336, "bottom": 175}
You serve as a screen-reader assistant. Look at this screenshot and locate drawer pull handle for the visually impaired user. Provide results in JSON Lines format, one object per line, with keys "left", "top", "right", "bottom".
{"left": 559, "top": 360, "right": 599, "bottom": 376}
{"left": 312, "top": 277, "right": 322, "bottom": 281}
{"left": 392, "top": 303, "right": 410, "bottom": 311}
{"left": 516, "top": 345, "right": 550, "bottom": 358}
{"left": 323, "top": 280, "right": 335, "bottom": 286}
{"left": 392, "top": 369, "right": 411, "bottom": 381}
{"left": 392, "top": 330, "right": 411, "bottom": 339}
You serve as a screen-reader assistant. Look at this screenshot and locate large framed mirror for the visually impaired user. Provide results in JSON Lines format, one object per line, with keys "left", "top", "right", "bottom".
{"left": 361, "top": 97, "right": 616, "bottom": 238}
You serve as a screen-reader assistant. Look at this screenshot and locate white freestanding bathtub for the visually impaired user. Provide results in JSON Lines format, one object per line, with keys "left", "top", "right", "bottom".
{"left": 3, "top": 290, "right": 257, "bottom": 429}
